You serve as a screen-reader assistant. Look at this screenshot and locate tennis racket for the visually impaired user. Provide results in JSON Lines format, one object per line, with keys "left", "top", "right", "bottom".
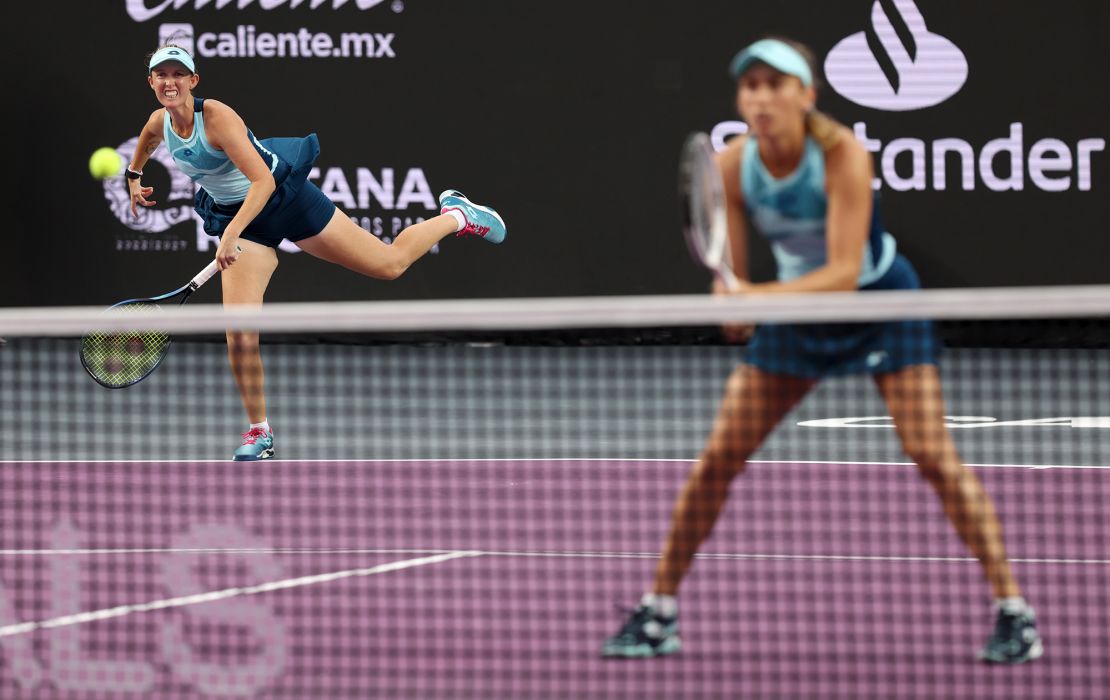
{"left": 679, "top": 132, "right": 741, "bottom": 291}
{"left": 80, "top": 249, "right": 239, "bottom": 389}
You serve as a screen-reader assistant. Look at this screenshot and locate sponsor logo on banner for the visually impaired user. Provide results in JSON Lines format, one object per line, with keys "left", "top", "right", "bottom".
{"left": 127, "top": 0, "right": 392, "bottom": 23}
{"left": 824, "top": 0, "right": 967, "bottom": 112}
{"left": 713, "top": 0, "right": 1105, "bottom": 193}
{"left": 158, "top": 21, "right": 398, "bottom": 60}
{"left": 103, "top": 139, "right": 195, "bottom": 252}
{"left": 129, "top": 0, "right": 403, "bottom": 61}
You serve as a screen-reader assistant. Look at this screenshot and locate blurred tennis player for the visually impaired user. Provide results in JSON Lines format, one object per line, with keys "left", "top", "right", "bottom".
{"left": 126, "top": 45, "right": 505, "bottom": 461}
{"left": 603, "top": 38, "right": 1041, "bottom": 664}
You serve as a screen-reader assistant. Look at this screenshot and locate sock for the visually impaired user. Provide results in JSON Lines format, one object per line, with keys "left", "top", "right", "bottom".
{"left": 641, "top": 592, "right": 678, "bottom": 619}
{"left": 250, "top": 420, "right": 271, "bottom": 435}
{"left": 994, "top": 596, "right": 1029, "bottom": 615}
{"left": 443, "top": 208, "right": 466, "bottom": 232}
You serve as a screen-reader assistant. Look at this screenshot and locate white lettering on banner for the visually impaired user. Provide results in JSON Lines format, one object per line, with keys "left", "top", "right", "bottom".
{"left": 127, "top": 0, "right": 390, "bottom": 23}
{"left": 194, "top": 26, "right": 395, "bottom": 59}
{"left": 798, "top": 416, "right": 1110, "bottom": 429}
{"left": 312, "top": 167, "right": 435, "bottom": 211}
{"left": 854, "top": 123, "right": 1105, "bottom": 192}
{"left": 358, "top": 168, "right": 395, "bottom": 209}
{"left": 709, "top": 121, "right": 1105, "bottom": 193}
{"left": 397, "top": 169, "right": 436, "bottom": 209}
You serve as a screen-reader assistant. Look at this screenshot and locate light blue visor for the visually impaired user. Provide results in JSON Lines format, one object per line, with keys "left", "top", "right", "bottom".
{"left": 148, "top": 46, "right": 195, "bottom": 74}
{"left": 729, "top": 39, "right": 812, "bottom": 87}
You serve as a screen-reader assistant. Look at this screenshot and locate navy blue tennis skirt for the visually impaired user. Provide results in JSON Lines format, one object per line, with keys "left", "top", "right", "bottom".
{"left": 744, "top": 254, "right": 941, "bottom": 378}
{"left": 193, "top": 134, "right": 337, "bottom": 249}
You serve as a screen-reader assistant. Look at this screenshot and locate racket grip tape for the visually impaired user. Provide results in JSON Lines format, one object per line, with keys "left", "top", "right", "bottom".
{"left": 188, "top": 245, "right": 243, "bottom": 291}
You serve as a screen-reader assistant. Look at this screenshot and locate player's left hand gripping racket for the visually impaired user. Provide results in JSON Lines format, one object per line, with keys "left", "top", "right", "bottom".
{"left": 679, "top": 132, "right": 741, "bottom": 291}
{"left": 80, "top": 248, "right": 239, "bottom": 389}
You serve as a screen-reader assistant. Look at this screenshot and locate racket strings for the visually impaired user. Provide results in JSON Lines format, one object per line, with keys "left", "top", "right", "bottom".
{"left": 691, "top": 168, "right": 725, "bottom": 266}
{"left": 80, "top": 303, "right": 171, "bottom": 388}
{"left": 681, "top": 134, "right": 732, "bottom": 277}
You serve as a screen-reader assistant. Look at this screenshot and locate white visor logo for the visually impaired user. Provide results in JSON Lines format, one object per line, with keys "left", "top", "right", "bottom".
{"left": 825, "top": 0, "right": 968, "bottom": 111}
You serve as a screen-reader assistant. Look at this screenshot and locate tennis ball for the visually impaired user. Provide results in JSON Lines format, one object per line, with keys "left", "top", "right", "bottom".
{"left": 88, "top": 147, "right": 122, "bottom": 180}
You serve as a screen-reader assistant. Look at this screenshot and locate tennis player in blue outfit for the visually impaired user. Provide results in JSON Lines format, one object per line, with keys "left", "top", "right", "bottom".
{"left": 126, "top": 45, "right": 506, "bottom": 462}
{"left": 603, "top": 38, "right": 1041, "bottom": 664}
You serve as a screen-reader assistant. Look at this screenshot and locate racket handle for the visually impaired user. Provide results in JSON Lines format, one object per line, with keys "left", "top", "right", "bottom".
{"left": 717, "top": 268, "right": 743, "bottom": 293}
{"left": 188, "top": 245, "right": 243, "bottom": 292}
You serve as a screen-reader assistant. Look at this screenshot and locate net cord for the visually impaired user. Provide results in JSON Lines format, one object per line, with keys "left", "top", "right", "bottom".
{"left": 1, "top": 285, "right": 1109, "bottom": 337}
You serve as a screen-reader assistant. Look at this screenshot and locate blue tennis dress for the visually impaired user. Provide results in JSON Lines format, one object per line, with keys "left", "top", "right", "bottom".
{"left": 164, "top": 97, "right": 335, "bottom": 248}
{"left": 741, "top": 136, "right": 940, "bottom": 377}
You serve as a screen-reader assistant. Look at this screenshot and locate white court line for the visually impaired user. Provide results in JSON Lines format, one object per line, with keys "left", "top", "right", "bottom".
{"left": 755, "top": 459, "right": 1110, "bottom": 471}
{"left": 0, "top": 550, "right": 481, "bottom": 639}
{"left": 0, "top": 547, "right": 1105, "bottom": 567}
{"left": 0, "top": 458, "right": 1107, "bottom": 470}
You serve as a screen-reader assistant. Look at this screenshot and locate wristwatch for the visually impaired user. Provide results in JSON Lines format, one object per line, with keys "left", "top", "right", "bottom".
{"left": 125, "top": 167, "right": 143, "bottom": 180}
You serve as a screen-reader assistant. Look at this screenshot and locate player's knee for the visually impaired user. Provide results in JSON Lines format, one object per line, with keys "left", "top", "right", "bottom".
{"left": 380, "top": 261, "right": 409, "bottom": 281}
{"left": 904, "top": 440, "right": 958, "bottom": 484}
{"left": 226, "top": 330, "right": 260, "bottom": 355}
{"left": 374, "top": 250, "right": 411, "bottom": 281}
{"left": 897, "top": 428, "right": 939, "bottom": 463}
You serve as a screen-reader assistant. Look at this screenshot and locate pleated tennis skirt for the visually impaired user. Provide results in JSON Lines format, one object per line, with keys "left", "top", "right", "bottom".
{"left": 193, "top": 134, "right": 336, "bottom": 249}
{"left": 744, "top": 254, "right": 942, "bottom": 378}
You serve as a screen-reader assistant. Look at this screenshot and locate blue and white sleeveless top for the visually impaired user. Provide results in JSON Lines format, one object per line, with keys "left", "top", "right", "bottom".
{"left": 741, "top": 136, "right": 895, "bottom": 286}
{"left": 163, "top": 98, "right": 279, "bottom": 205}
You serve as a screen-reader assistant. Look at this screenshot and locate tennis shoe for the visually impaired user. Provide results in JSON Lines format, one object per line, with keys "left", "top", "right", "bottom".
{"left": 977, "top": 605, "right": 1043, "bottom": 664}
{"left": 438, "top": 190, "right": 506, "bottom": 244}
{"left": 601, "top": 604, "right": 681, "bottom": 659}
{"left": 233, "top": 426, "right": 275, "bottom": 462}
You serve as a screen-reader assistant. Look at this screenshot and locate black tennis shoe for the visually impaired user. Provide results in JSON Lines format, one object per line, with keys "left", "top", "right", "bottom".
{"left": 977, "top": 606, "right": 1043, "bottom": 664}
{"left": 601, "top": 604, "right": 681, "bottom": 659}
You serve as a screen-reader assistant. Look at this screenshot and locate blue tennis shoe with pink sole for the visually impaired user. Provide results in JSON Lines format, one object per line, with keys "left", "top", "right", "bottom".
{"left": 233, "top": 426, "right": 275, "bottom": 461}
{"left": 438, "top": 190, "right": 507, "bottom": 244}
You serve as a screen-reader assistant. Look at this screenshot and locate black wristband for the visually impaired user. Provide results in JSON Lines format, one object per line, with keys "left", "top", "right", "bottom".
{"left": 125, "top": 167, "right": 143, "bottom": 180}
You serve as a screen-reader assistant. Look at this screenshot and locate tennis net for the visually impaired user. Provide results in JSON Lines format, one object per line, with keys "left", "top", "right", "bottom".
{"left": 0, "top": 286, "right": 1107, "bottom": 698}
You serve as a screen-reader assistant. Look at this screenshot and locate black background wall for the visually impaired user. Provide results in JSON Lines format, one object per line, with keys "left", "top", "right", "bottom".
{"left": 4, "top": 1, "right": 1107, "bottom": 306}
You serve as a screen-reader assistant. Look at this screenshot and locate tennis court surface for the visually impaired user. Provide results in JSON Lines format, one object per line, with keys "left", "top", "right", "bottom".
{"left": 1, "top": 290, "right": 1107, "bottom": 698}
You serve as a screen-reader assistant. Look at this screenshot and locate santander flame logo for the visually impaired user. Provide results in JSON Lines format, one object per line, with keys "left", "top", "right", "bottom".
{"left": 824, "top": 0, "right": 968, "bottom": 111}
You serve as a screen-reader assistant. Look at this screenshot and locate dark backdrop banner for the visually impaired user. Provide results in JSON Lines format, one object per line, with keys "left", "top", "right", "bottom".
{"left": 4, "top": 1, "right": 1107, "bottom": 306}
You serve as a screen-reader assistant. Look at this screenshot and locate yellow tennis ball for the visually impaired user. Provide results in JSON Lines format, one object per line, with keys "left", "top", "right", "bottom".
{"left": 88, "top": 147, "right": 123, "bottom": 180}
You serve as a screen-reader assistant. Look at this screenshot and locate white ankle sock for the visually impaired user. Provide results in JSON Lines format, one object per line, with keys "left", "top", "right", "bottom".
{"left": 641, "top": 593, "right": 678, "bottom": 618}
{"left": 994, "top": 596, "right": 1028, "bottom": 615}
{"left": 444, "top": 208, "right": 466, "bottom": 232}
{"left": 250, "top": 420, "right": 270, "bottom": 434}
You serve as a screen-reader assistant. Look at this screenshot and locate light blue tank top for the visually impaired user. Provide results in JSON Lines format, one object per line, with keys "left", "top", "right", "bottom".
{"left": 741, "top": 136, "right": 895, "bottom": 286}
{"left": 162, "top": 99, "right": 278, "bottom": 205}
